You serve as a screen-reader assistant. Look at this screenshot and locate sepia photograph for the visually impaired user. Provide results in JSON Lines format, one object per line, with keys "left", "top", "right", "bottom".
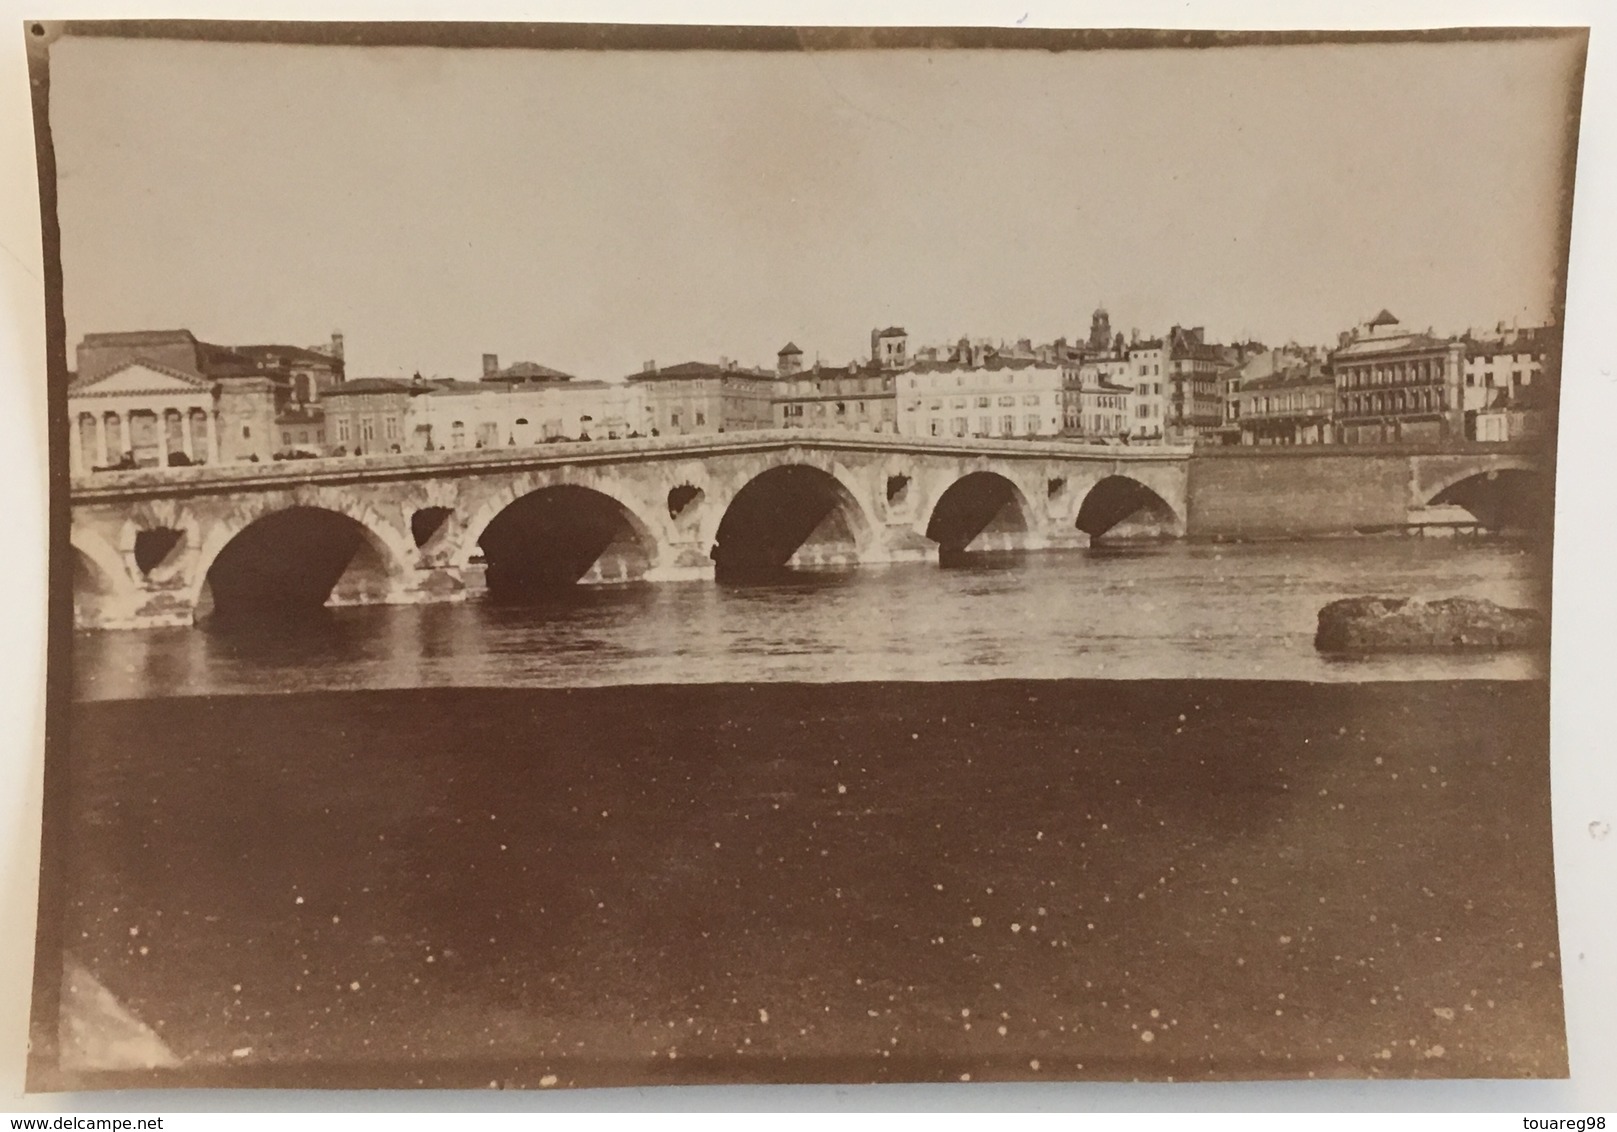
{"left": 20, "top": 17, "right": 1589, "bottom": 1095}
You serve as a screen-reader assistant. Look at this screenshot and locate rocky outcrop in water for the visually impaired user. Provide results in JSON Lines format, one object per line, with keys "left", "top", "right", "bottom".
{"left": 1315, "top": 596, "right": 1545, "bottom": 654}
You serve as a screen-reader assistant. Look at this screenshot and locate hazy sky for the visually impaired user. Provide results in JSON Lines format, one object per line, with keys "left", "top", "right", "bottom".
{"left": 49, "top": 33, "right": 1582, "bottom": 380}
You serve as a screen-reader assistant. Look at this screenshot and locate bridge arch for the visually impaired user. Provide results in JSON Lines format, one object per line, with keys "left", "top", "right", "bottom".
{"left": 70, "top": 529, "right": 135, "bottom": 628}
{"left": 1426, "top": 465, "right": 1547, "bottom": 530}
{"left": 473, "top": 483, "right": 661, "bottom": 596}
{"left": 710, "top": 463, "right": 876, "bottom": 579}
{"left": 924, "top": 470, "right": 1036, "bottom": 559}
{"left": 70, "top": 528, "right": 132, "bottom": 594}
{"left": 190, "top": 495, "right": 414, "bottom": 624}
{"left": 1076, "top": 474, "right": 1181, "bottom": 541}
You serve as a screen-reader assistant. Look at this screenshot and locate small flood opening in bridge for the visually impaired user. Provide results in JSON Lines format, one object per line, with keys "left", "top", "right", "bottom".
{"left": 1077, "top": 476, "right": 1180, "bottom": 544}
{"left": 133, "top": 528, "right": 183, "bottom": 576}
{"left": 199, "top": 507, "right": 395, "bottom": 630}
{"left": 1428, "top": 469, "right": 1546, "bottom": 533}
{"left": 711, "top": 465, "right": 864, "bottom": 583}
{"left": 477, "top": 485, "right": 654, "bottom": 602}
{"left": 926, "top": 472, "right": 1030, "bottom": 567}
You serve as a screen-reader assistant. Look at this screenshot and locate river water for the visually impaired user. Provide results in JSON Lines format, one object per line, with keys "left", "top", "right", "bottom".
{"left": 73, "top": 537, "right": 1548, "bottom": 702}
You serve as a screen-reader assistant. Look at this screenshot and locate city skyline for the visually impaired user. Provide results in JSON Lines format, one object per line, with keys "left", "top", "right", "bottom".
{"left": 51, "top": 33, "right": 1579, "bottom": 381}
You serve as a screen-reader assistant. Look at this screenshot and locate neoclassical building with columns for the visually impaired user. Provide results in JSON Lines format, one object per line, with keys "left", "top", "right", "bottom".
{"left": 67, "top": 359, "right": 222, "bottom": 473}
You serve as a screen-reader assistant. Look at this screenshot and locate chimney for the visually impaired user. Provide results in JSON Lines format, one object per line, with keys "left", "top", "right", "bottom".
{"left": 482, "top": 353, "right": 498, "bottom": 377}
{"left": 643, "top": 360, "right": 656, "bottom": 373}
{"left": 330, "top": 331, "right": 345, "bottom": 360}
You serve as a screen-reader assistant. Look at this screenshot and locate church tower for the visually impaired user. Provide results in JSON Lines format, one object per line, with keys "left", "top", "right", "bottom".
{"left": 1088, "top": 305, "right": 1113, "bottom": 352}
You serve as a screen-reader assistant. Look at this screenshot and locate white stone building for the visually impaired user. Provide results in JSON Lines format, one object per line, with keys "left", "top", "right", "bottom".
{"left": 67, "top": 360, "right": 221, "bottom": 473}
{"left": 406, "top": 378, "right": 643, "bottom": 451}
{"left": 1124, "top": 338, "right": 1169, "bottom": 442}
{"left": 897, "top": 342, "right": 1066, "bottom": 439}
{"left": 1461, "top": 325, "right": 1552, "bottom": 417}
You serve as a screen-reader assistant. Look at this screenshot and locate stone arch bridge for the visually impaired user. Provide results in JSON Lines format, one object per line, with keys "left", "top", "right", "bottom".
{"left": 67, "top": 431, "right": 1546, "bottom": 630}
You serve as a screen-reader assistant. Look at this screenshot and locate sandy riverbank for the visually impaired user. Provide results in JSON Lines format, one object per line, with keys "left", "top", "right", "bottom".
{"left": 45, "top": 679, "right": 1563, "bottom": 1090}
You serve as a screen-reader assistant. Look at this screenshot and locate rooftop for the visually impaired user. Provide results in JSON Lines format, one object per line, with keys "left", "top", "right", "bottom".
{"left": 907, "top": 356, "right": 1059, "bottom": 374}
{"left": 426, "top": 378, "right": 619, "bottom": 396}
{"left": 626, "top": 361, "right": 772, "bottom": 382}
{"left": 483, "top": 360, "right": 577, "bottom": 383}
{"left": 322, "top": 377, "right": 439, "bottom": 397}
{"left": 1333, "top": 332, "right": 1453, "bottom": 359}
{"left": 80, "top": 329, "right": 199, "bottom": 347}
{"left": 234, "top": 343, "right": 341, "bottom": 368}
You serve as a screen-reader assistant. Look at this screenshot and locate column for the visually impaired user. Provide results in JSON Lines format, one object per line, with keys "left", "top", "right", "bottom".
{"left": 205, "top": 412, "right": 219, "bottom": 465}
{"left": 113, "top": 412, "right": 127, "bottom": 463}
{"left": 180, "top": 409, "right": 195, "bottom": 460}
{"left": 95, "top": 413, "right": 108, "bottom": 466}
{"left": 156, "top": 408, "right": 170, "bottom": 467}
{"left": 68, "top": 413, "right": 83, "bottom": 475}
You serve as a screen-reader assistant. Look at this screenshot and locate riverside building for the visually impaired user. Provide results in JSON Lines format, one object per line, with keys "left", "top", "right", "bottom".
{"left": 1222, "top": 348, "right": 1335, "bottom": 446}
{"left": 771, "top": 330, "right": 902, "bottom": 433}
{"left": 67, "top": 328, "right": 344, "bottom": 471}
{"left": 897, "top": 338, "right": 1066, "bottom": 439}
{"left": 626, "top": 359, "right": 775, "bottom": 436}
{"left": 1461, "top": 324, "right": 1555, "bottom": 441}
{"left": 1330, "top": 310, "right": 1466, "bottom": 445}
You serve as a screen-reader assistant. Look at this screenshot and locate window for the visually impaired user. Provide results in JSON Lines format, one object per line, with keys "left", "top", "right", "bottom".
{"left": 1026, "top": 414, "right": 1040, "bottom": 434}
{"left": 361, "top": 418, "right": 376, "bottom": 442}
{"left": 999, "top": 395, "right": 1016, "bottom": 407}
{"left": 952, "top": 417, "right": 967, "bottom": 437}
{"left": 281, "top": 431, "right": 292, "bottom": 445}
{"left": 976, "top": 396, "right": 991, "bottom": 408}
{"left": 696, "top": 412, "right": 706, "bottom": 426}
{"left": 242, "top": 426, "right": 251, "bottom": 439}
{"left": 385, "top": 417, "right": 400, "bottom": 439}
{"left": 671, "top": 412, "right": 681, "bottom": 427}
{"left": 298, "top": 430, "right": 309, "bottom": 444}
{"left": 336, "top": 418, "right": 351, "bottom": 443}
{"left": 450, "top": 421, "right": 465, "bottom": 449}
{"left": 1023, "top": 394, "right": 1040, "bottom": 406}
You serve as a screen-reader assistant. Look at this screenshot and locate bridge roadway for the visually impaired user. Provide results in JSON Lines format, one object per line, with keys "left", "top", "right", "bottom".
{"left": 65, "top": 429, "right": 1543, "bottom": 630}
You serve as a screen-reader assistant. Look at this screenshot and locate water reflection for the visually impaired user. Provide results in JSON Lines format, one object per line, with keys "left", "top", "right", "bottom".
{"left": 73, "top": 538, "right": 1549, "bottom": 702}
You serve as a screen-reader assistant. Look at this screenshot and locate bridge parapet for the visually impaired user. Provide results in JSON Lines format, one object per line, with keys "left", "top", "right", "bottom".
{"left": 68, "top": 429, "right": 1193, "bottom": 500}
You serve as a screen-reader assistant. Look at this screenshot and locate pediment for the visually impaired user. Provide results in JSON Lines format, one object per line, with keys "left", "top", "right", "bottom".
{"left": 70, "top": 360, "right": 211, "bottom": 398}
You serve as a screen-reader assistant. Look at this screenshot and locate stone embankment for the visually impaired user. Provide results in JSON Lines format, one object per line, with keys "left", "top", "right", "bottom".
{"left": 1315, "top": 596, "right": 1545, "bottom": 654}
